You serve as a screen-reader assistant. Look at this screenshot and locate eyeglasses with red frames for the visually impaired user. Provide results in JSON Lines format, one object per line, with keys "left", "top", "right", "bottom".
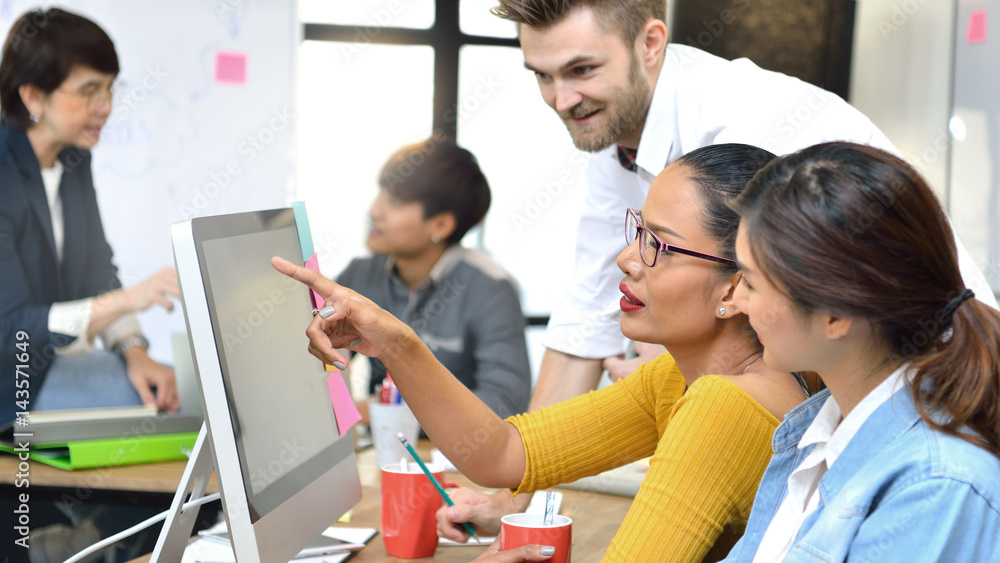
{"left": 625, "top": 208, "right": 736, "bottom": 268}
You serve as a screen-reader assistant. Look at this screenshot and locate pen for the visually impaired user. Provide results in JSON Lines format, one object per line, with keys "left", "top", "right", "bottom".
{"left": 397, "top": 433, "right": 479, "bottom": 544}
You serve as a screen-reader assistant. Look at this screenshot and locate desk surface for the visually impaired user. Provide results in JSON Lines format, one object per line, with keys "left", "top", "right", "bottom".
{"left": 3, "top": 441, "right": 632, "bottom": 562}
{"left": 0, "top": 455, "right": 217, "bottom": 494}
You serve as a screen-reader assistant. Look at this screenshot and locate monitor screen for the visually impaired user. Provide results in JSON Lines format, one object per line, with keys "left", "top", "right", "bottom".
{"left": 169, "top": 208, "right": 360, "bottom": 561}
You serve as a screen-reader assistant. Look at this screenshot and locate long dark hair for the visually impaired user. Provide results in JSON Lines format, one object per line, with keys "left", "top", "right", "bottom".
{"left": 0, "top": 8, "right": 119, "bottom": 129}
{"left": 677, "top": 143, "right": 776, "bottom": 278}
{"left": 733, "top": 141, "right": 1000, "bottom": 455}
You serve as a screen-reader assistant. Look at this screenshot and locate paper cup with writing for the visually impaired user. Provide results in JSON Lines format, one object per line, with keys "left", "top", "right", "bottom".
{"left": 380, "top": 461, "right": 444, "bottom": 558}
{"left": 501, "top": 513, "right": 572, "bottom": 563}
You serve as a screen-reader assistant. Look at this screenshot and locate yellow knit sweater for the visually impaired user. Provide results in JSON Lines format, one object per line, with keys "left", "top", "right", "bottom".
{"left": 508, "top": 354, "right": 779, "bottom": 562}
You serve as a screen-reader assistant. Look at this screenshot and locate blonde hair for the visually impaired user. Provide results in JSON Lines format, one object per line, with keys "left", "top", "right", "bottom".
{"left": 493, "top": 0, "right": 666, "bottom": 46}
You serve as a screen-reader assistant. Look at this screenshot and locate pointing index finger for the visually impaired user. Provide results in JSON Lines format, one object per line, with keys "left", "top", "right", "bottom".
{"left": 271, "top": 256, "right": 337, "bottom": 297}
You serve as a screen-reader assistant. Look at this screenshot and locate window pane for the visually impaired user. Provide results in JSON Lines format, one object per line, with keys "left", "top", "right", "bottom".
{"left": 456, "top": 45, "right": 589, "bottom": 316}
{"left": 297, "top": 42, "right": 434, "bottom": 276}
{"left": 460, "top": 0, "right": 517, "bottom": 38}
{"left": 300, "top": 0, "right": 435, "bottom": 29}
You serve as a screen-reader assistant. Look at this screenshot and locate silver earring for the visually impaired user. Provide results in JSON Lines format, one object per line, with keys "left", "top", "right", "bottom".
{"left": 719, "top": 307, "right": 726, "bottom": 316}
{"left": 431, "top": 235, "right": 440, "bottom": 244}
{"left": 29, "top": 113, "right": 39, "bottom": 123}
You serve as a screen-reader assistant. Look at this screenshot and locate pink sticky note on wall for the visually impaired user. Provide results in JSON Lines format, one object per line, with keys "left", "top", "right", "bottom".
{"left": 968, "top": 10, "right": 988, "bottom": 44}
{"left": 327, "top": 371, "right": 362, "bottom": 436}
{"left": 214, "top": 51, "right": 247, "bottom": 85}
{"left": 304, "top": 253, "right": 324, "bottom": 310}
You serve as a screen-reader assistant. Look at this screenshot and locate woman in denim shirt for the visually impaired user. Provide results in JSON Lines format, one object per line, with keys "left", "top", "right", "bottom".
{"left": 724, "top": 142, "right": 1000, "bottom": 562}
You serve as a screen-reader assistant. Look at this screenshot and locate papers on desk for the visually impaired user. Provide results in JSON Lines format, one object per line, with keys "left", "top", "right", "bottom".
{"left": 184, "top": 521, "right": 376, "bottom": 562}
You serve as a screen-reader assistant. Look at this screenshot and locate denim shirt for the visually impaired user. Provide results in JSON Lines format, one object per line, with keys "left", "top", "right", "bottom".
{"left": 724, "top": 386, "right": 1000, "bottom": 562}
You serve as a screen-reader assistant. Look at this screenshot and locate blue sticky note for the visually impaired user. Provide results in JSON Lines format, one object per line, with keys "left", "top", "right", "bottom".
{"left": 291, "top": 201, "right": 314, "bottom": 258}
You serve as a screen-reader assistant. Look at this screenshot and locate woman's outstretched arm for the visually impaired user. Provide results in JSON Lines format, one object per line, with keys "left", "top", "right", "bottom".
{"left": 271, "top": 256, "right": 526, "bottom": 488}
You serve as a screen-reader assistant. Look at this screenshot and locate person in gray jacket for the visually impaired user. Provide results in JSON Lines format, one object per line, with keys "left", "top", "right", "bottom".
{"left": 336, "top": 137, "right": 531, "bottom": 420}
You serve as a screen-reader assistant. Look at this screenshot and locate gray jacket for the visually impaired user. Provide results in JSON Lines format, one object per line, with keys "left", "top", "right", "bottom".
{"left": 337, "top": 247, "right": 531, "bottom": 418}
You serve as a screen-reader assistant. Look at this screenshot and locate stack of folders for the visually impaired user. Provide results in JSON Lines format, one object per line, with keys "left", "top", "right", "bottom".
{"left": 0, "top": 405, "right": 202, "bottom": 470}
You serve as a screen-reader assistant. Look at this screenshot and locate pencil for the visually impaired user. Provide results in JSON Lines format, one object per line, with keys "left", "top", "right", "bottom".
{"left": 397, "top": 433, "right": 480, "bottom": 544}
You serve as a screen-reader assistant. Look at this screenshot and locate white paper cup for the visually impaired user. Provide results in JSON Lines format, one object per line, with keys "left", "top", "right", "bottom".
{"left": 368, "top": 401, "right": 420, "bottom": 470}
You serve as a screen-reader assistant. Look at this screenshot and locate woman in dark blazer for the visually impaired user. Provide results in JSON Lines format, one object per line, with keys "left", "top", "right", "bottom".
{"left": 0, "top": 9, "right": 179, "bottom": 424}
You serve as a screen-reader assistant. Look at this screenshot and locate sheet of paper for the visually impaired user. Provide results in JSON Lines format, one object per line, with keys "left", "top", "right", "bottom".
{"left": 183, "top": 524, "right": 376, "bottom": 562}
{"left": 438, "top": 535, "right": 497, "bottom": 547}
{"left": 327, "top": 371, "right": 362, "bottom": 436}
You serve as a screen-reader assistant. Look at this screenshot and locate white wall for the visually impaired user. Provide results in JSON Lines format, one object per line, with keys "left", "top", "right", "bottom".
{"left": 850, "top": 0, "right": 955, "bottom": 195}
{"left": 0, "top": 1, "right": 300, "bottom": 362}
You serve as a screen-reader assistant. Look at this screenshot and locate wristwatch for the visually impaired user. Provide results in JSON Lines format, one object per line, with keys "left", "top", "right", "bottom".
{"left": 116, "top": 334, "right": 150, "bottom": 355}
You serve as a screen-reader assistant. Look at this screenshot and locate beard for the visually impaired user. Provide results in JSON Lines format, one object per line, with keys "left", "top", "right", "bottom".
{"left": 559, "top": 55, "right": 652, "bottom": 153}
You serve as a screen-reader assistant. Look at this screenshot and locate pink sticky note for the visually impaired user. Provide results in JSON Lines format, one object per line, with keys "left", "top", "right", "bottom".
{"left": 304, "top": 253, "right": 324, "bottom": 310}
{"left": 968, "top": 10, "right": 988, "bottom": 44}
{"left": 214, "top": 51, "right": 247, "bottom": 85}
{"left": 327, "top": 371, "right": 361, "bottom": 436}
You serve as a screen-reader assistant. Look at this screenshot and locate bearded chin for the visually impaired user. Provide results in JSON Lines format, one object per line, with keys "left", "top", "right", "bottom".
{"left": 565, "top": 70, "right": 651, "bottom": 153}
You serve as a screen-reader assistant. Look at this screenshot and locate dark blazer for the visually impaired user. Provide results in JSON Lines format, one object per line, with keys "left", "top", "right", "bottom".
{"left": 0, "top": 125, "right": 123, "bottom": 422}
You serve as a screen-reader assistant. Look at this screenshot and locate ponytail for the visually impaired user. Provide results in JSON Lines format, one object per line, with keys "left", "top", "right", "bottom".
{"left": 732, "top": 141, "right": 1000, "bottom": 458}
{"left": 911, "top": 298, "right": 1000, "bottom": 456}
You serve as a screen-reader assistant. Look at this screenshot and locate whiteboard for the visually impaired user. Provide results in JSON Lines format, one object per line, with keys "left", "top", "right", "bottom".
{"left": 0, "top": 0, "right": 299, "bottom": 362}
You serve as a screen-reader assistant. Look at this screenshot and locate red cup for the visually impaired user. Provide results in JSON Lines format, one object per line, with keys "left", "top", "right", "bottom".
{"left": 380, "top": 462, "right": 446, "bottom": 558}
{"left": 501, "top": 513, "right": 572, "bottom": 563}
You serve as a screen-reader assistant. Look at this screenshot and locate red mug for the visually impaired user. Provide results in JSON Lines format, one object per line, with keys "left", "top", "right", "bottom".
{"left": 380, "top": 462, "right": 448, "bottom": 558}
{"left": 501, "top": 513, "right": 572, "bottom": 563}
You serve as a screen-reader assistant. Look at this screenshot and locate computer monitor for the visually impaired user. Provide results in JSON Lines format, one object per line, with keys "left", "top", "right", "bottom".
{"left": 167, "top": 208, "right": 361, "bottom": 561}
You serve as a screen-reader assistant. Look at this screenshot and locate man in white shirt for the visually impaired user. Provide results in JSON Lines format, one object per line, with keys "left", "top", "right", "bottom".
{"left": 493, "top": 0, "right": 996, "bottom": 409}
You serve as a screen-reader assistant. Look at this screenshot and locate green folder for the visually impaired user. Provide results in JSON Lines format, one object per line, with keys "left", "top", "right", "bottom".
{"left": 0, "top": 431, "right": 198, "bottom": 470}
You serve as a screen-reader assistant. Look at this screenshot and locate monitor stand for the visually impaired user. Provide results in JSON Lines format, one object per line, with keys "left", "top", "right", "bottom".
{"left": 151, "top": 423, "right": 222, "bottom": 561}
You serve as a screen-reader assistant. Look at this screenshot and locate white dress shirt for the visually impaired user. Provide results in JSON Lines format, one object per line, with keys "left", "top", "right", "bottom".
{"left": 40, "top": 161, "right": 141, "bottom": 355}
{"left": 542, "top": 44, "right": 996, "bottom": 359}
{"left": 752, "top": 366, "right": 910, "bottom": 562}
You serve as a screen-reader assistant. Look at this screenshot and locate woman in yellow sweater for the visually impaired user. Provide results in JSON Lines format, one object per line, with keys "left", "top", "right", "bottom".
{"left": 273, "top": 144, "right": 811, "bottom": 562}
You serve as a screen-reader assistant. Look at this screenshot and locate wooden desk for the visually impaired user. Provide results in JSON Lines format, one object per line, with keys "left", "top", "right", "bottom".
{"left": 0, "top": 455, "right": 217, "bottom": 494}
{"left": 13, "top": 441, "right": 632, "bottom": 562}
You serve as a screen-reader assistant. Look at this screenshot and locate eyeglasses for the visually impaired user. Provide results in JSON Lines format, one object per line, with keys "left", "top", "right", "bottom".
{"left": 56, "top": 81, "right": 119, "bottom": 113}
{"left": 625, "top": 208, "right": 736, "bottom": 268}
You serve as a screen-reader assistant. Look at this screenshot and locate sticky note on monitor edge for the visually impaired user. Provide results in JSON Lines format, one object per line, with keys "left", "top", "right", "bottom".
{"left": 327, "top": 371, "right": 362, "bottom": 437}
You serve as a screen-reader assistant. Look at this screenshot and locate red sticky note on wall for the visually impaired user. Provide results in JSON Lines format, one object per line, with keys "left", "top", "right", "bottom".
{"left": 968, "top": 10, "right": 988, "bottom": 44}
{"left": 215, "top": 51, "right": 247, "bottom": 84}
{"left": 327, "top": 371, "right": 361, "bottom": 436}
{"left": 304, "top": 253, "right": 324, "bottom": 310}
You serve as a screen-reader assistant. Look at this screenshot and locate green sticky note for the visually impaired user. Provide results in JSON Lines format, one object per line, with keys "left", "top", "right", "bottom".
{"left": 291, "top": 201, "right": 314, "bottom": 258}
